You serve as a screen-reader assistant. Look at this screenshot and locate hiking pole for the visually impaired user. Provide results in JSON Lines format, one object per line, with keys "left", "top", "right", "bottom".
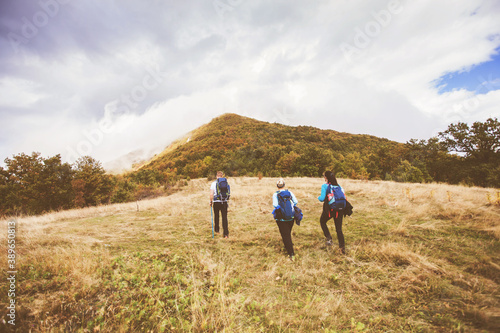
{"left": 211, "top": 205, "right": 214, "bottom": 238}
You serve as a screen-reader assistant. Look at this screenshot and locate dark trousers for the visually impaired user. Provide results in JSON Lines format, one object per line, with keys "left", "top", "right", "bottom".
{"left": 275, "top": 220, "right": 294, "bottom": 256}
{"left": 213, "top": 202, "right": 229, "bottom": 236}
{"left": 320, "top": 205, "right": 345, "bottom": 250}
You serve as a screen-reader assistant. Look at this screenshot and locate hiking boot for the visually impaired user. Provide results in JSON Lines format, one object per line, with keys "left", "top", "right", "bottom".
{"left": 289, "top": 255, "right": 295, "bottom": 262}
{"left": 339, "top": 247, "right": 346, "bottom": 255}
{"left": 224, "top": 235, "right": 228, "bottom": 239}
{"left": 325, "top": 239, "right": 333, "bottom": 246}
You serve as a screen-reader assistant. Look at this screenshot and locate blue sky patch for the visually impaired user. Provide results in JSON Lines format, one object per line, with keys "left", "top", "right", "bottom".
{"left": 436, "top": 48, "right": 500, "bottom": 94}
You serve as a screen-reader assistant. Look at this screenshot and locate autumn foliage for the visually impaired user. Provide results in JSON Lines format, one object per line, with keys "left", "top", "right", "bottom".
{"left": 139, "top": 114, "right": 500, "bottom": 187}
{"left": 1, "top": 114, "right": 498, "bottom": 217}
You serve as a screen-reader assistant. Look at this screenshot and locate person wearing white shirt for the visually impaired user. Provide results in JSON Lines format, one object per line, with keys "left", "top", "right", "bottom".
{"left": 210, "top": 171, "right": 230, "bottom": 238}
{"left": 272, "top": 178, "right": 298, "bottom": 260}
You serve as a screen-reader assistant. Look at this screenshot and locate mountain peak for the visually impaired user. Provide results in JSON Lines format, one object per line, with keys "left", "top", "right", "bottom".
{"left": 207, "top": 113, "right": 264, "bottom": 127}
{"left": 134, "top": 113, "right": 401, "bottom": 179}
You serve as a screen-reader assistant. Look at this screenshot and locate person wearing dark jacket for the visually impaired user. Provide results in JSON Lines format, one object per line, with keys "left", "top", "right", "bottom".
{"left": 318, "top": 171, "right": 346, "bottom": 254}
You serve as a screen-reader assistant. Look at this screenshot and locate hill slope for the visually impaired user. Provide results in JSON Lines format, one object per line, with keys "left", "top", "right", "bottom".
{"left": 2, "top": 178, "right": 498, "bottom": 331}
{"left": 136, "top": 113, "right": 403, "bottom": 180}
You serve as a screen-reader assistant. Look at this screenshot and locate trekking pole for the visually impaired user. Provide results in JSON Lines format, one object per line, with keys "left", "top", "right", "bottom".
{"left": 211, "top": 205, "right": 214, "bottom": 238}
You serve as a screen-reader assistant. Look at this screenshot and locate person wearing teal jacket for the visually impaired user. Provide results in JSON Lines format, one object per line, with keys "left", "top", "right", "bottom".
{"left": 318, "top": 171, "right": 346, "bottom": 254}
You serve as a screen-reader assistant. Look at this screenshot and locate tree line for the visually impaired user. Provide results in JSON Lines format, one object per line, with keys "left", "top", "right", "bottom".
{"left": 1, "top": 117, "right": 498, "bottom": 217}
{"left": 0, "top": 153, "right": 183, "bottom": 217}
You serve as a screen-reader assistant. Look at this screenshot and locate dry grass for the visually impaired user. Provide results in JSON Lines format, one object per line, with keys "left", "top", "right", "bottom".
{"left": 0, "top": 177, "right": 499, "bottom": 332}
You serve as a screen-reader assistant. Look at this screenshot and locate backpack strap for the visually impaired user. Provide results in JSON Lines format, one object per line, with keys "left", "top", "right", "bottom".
{"left": 215, "top": 180, "right": 220, "bottom": 200}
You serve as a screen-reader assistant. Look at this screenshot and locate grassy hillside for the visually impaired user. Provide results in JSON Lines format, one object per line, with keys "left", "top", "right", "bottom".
{"left": 135, "top": 113, "right": 404, "bottom": 180}
{"left": 1, "top": 178, "right": 499, "bottom": 332}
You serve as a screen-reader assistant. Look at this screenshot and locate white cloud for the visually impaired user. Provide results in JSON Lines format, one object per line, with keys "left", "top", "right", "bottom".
{"left": 0, "top": 77, "right": 45, "bottom": 108}
{"left": 0, "top": 0, "right": 499, "bottom": 169}
{"left": 62, "top": 87, "right": 236, "bottom": 165}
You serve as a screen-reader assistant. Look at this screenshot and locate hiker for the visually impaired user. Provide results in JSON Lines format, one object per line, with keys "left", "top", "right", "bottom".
{"left": 209, "top": 171, "right": 231, "bottom": 238}
{"left": 272, "top": 178, "right": 298, "bottom": 260}
{"left": 318, "top": 171, "right": 346, "bottom": 254}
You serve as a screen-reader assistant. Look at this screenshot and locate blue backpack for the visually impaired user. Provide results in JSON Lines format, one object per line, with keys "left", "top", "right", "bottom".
{"left": 215, "top": 178, "right": 230, "bottom": 201}
{"left": 327, "top": 184, "right": 346, "bottom": 211}
{"left": 277, "top": 190, "right": 294, "bottom": 221}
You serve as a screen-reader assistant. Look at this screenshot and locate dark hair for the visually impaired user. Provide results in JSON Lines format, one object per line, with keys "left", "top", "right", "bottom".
{"left": 324, "top": 171, "right": 338, "bottom": 186}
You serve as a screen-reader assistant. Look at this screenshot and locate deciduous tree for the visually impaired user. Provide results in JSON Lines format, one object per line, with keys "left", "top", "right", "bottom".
{"left": 438, "top": 118, "right": 500, "bottom": 162}
{"left": 73, "top": 156, "right": 113, "bottom": 206}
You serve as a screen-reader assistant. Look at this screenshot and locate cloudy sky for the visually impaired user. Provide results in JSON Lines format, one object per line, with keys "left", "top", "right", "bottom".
{"left": 1, "top": 0, "right": 500, "bottom": 170}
